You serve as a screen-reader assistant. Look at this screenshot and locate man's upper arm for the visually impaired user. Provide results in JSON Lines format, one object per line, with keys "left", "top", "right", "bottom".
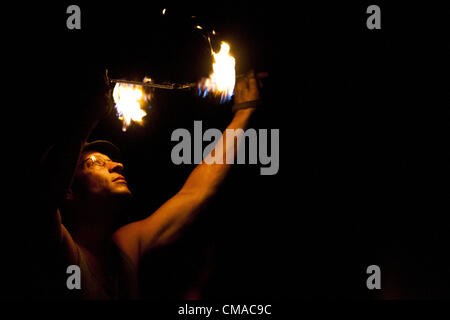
{"left": 50, "top": 208, "right": 79, "bottom": 265}
{"left": 35, "top": 201, "right": 79, "bottom": 270}
{"left": 38, "top": 137, "right": 88, "bottom": 265}
{"left": 59, "top": 219, "right": 79, "bottom": 265}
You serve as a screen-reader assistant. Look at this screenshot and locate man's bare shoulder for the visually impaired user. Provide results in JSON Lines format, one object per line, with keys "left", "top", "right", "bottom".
{"left": 112, "top": 221, "right": 143, "bottom": 269}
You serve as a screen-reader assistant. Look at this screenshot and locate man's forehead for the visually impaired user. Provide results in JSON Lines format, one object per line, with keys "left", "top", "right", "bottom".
{"left": 82, "top": 151, "right": 111, "bottom": 160}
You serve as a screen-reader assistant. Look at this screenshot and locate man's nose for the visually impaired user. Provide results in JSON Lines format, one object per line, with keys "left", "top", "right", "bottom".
{"left": 109, "top": 161, "right": 124, "bottom": 174}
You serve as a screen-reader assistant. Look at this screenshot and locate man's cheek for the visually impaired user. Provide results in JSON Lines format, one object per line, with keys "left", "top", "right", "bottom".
{"left": 86, "top": 174, "right": 109, "bottom": 194}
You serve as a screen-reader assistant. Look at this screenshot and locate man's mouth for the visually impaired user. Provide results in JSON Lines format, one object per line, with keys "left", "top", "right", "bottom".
{"left": 113, "top": 176, "right": 127, "bottom": 183}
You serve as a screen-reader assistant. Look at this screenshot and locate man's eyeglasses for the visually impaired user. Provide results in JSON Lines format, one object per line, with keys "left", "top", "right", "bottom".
{"left": 81, "top": 155, "right": 114, "bottom": 168}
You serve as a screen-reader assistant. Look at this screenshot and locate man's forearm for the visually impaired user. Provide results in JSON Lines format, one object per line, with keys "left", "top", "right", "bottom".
{"left": 179, "top": 108, "right": 256, "bottom": 199}
{"left": 124, "top": 108, "right": 257, "bottom": 254}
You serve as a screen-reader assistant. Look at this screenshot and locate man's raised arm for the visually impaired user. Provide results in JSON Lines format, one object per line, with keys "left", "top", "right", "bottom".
{"left": 37, "top": 72, "right": 112, "bottom": 263}
{"left": 113, "top": 72, "right": 263, "bottom": 265}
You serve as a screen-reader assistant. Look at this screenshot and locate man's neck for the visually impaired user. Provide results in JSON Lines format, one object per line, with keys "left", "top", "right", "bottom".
{"left": 71, "top": 198, "right": 120, "bottom": 258}
{"left": 73, "top": 223, "right": 113, "bottom": 257}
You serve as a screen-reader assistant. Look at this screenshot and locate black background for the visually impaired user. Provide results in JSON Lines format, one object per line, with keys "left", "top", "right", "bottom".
{"left": 4, "top": 1, "right": 449, "bottom": 301}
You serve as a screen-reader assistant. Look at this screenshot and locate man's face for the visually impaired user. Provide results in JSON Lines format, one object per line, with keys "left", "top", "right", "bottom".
{"left": 75, "top": 151, "right": 132, "bottom": 200}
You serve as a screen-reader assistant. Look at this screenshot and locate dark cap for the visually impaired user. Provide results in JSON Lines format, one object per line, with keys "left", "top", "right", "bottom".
{"left": 82, "top": 140, "right": 121, "bottom": 162}
{"left": 39, "top": 140, "right": 122, "bottom": 170}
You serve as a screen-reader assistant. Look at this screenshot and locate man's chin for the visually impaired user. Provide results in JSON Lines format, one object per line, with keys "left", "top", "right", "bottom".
{"left": 112, "top": 186, "right": 133, "bottom": 200}
{"left": 118, "top": 189, "right": 132, "bottom": 198}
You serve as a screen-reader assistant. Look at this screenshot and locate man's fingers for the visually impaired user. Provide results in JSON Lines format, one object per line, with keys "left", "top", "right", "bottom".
{"left": 236, "top": 72, "right": 268, "bottom": 79}
{"left": 256, "top": 72, "right": 269, "bottom": 79}
{"left": 248, "top": 71, "right": 258, "bottom": 90}
{"left": 236, "top": 71, "right": 268, "bottom": 89}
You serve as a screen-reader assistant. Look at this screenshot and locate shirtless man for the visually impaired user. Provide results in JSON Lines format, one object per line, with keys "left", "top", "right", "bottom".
{"left": 36, "top": 71, "right": 262, "bottom": 299}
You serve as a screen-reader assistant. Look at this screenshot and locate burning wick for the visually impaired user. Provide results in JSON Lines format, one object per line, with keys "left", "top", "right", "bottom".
{"left": 112, "top": 81, "right": 149, "bottom": 131}
{"left": 199, "top": 41, "right": 236, "bottom": 103}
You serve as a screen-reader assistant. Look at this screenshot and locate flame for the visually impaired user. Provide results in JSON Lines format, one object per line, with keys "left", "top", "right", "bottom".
{"left": 200, "top": 41, "right": 236, "bottom": 103}
{"left": 112, "top": 82, "right": 148, "bottom": 132}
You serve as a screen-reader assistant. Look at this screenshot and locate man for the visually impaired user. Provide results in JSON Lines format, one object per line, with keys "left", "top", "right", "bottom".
{"left": 36, "top": 71, "right": 262, "bottom": 299}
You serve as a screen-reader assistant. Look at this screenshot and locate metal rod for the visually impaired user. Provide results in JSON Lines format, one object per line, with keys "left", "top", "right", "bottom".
{"left": 109, "top": 78, "right": 197, "bottom": 90}
{"left": 109, "top": 72, "right": 268, "bottom": 90}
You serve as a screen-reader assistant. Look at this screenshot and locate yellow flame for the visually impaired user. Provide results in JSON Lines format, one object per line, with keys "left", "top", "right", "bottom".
{"left": 199, "top": 42, "right": 236, "bottom": 102}
{"left": 112, "top": 83, "right": 148, "bottom": 132}
{"left": 209, "top": 42, "right": 235, "bottom": 102}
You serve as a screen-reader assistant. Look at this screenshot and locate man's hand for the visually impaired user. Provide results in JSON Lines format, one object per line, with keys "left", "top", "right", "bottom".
{"left": 83, "top": 71, "right": 115, "bottom": 125}
{"left": 75, "top": 70, "right": 115, "bottom": 136}
{"left": 234, "top": 71, "right": 264, "bottom": 105}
